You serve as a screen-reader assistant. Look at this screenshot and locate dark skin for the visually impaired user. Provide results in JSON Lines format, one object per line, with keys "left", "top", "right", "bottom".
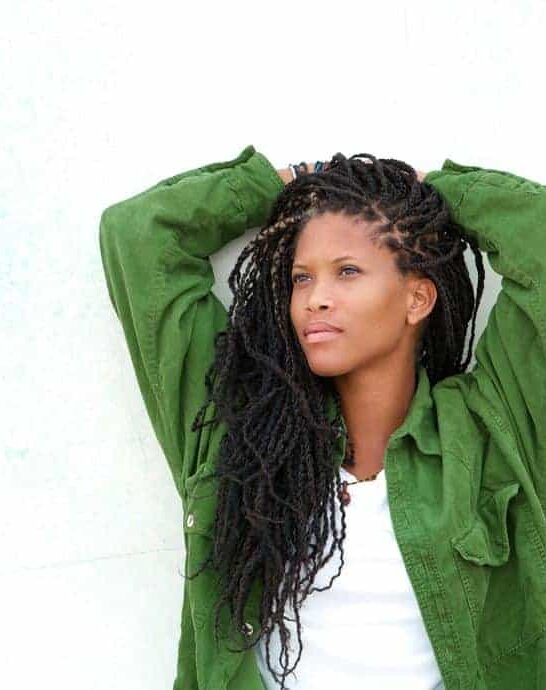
{"left": 277, "top": 163, "right": 436, "bottom": 480}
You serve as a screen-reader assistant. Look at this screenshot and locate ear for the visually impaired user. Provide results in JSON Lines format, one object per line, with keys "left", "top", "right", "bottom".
{"left": 406, "top": 276, "right": 437, "bottom": 327}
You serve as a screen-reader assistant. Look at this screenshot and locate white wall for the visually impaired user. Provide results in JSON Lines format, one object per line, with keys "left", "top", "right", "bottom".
{"left": 1, "top": 1, "right": 545, "bottom": 687}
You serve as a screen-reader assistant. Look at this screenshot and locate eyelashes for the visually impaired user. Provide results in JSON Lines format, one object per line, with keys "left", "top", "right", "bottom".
{"left": 291, "top": 266, "right": 361, "bottom": 284}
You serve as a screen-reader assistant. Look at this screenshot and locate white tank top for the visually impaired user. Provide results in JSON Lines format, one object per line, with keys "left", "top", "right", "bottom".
{"left": 255, "top": 466, "right": 445, "bottom": 690}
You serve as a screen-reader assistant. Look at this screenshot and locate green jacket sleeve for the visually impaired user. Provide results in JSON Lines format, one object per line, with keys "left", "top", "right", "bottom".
{"left": 98, "top": 145, "right": 285, "bottom": 500}
{"left": 425, "top": 161, "right": 546, "bottom": 484}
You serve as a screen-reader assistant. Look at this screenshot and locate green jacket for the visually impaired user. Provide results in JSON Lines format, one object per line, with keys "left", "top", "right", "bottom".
{"left": 99, "top": 145, "right": 546, "bottom": 690}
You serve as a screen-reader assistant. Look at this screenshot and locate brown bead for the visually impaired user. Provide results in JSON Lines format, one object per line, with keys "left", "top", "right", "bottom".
{"left": 339, "top": 480, "right": 351, "bottom": 506}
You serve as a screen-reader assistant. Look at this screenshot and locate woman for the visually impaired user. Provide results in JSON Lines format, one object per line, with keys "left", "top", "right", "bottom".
{"left": 99, "top": 146, "right": 546, "bottom": 690}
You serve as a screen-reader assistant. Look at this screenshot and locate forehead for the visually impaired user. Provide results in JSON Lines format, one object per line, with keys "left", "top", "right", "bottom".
{"left": 293, "top": 211, "right": 385, "bottom": 259}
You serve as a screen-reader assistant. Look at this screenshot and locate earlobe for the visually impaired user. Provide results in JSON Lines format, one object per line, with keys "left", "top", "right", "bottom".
{"left": 407, "top": 301, "right": 423, "bottom": 326}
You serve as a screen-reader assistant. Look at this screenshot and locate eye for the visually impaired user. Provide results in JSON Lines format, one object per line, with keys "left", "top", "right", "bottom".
{"left": 340, "top": 265, "right": 360, "bottom": 276}
{"left": 291, "top": 266, "right": 361, "bottom": 284}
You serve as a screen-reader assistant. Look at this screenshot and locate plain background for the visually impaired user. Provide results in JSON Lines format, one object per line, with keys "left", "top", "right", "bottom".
{"left": 1, "top": 1, "right": 545, "bottom": 688}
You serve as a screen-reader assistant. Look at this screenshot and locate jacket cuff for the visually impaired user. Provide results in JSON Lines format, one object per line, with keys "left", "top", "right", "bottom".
{"left": 424, "top": 159, "right": 483, "bottom": 216}
{"left": 231, "top": 146, "right": 286, "bottom": 229}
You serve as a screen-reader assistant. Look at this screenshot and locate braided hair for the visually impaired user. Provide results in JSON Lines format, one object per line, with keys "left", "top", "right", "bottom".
{"left": 187, "top": 153, "right": 485, "bottom": 688}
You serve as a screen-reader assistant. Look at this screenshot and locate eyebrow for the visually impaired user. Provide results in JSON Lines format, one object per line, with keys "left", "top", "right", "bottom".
{"left": 292, "top": 255, "right": 360, "bottom": 269}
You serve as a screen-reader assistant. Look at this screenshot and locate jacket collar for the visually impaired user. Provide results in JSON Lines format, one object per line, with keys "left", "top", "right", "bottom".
{"left": 326, "top": 363, "right": 441, "bottom": 463}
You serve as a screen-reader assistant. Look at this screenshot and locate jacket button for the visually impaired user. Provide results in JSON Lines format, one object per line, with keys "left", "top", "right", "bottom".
{"left": 242, "top": 622, "right": 253, "bottom": 636}
{"left": 186, "top": 514, "right": 194, "bottom": 528}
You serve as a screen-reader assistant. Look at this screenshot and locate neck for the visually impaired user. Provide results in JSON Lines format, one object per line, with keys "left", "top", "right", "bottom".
{"left": 334, "top": 354, "right": 418, "bottom": 479}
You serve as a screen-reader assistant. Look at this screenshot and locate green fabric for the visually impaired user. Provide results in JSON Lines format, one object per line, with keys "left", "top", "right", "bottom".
{"left": 99, "top": 145, "right": 546, "bottom": 689}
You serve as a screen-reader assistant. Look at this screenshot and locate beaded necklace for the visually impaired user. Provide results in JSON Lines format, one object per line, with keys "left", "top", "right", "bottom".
{"left": 333, "top": 397, "right": 382, "bottom": 506}
{"left": 339, "top": 468, "right": 380, "bottom": 506}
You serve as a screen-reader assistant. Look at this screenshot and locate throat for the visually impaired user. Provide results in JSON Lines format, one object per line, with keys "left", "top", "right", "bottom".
{"left": 342, "top": 446, "right": 386, "bottom": 481}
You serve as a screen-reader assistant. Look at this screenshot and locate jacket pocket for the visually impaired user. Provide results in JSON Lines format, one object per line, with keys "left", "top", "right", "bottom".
{"left": 451, "top": 480, "right": 546, "bottom": 667}
{"left": 451, "top": 481, "right": 520, "bottom": 567}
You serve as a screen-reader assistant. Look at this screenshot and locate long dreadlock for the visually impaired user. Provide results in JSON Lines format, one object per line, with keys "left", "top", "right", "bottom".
{"left": 185, "top": 152, "right": 485, "bottom": 688}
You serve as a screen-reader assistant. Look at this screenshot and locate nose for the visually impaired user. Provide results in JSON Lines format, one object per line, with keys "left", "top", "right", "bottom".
{"left": 306, "top": 281, "right": 334, "bottom": 311}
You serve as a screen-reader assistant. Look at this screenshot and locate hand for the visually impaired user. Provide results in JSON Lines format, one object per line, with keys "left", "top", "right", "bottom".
{"left": 276, "top": 161, "right": 319, "bottom": 186}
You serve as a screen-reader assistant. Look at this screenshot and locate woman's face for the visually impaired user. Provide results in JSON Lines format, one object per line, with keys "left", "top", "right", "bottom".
{"left": 289, "top": 211, "right": 433, "bottom": 378}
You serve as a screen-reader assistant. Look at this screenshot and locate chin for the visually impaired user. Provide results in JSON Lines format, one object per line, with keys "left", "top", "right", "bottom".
{"left": 306, "top": 358, "right": 352, "bottom": 378}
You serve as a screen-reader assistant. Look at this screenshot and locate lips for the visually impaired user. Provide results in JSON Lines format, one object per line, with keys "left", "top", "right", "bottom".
{"left": 304, "top": 322, "right": 343, "bottom": 336}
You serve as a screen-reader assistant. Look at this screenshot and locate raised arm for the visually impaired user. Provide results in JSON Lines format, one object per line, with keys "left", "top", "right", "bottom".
{"left": 98, "top": 145, "right": 285, "bottom": 501}
{"left": 424, "top": 160, "right": 546, "bottom": 494}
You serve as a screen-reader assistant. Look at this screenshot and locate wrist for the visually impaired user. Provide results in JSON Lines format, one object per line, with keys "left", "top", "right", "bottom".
{"left": 277, "top": 167, "right": 294, "bottom": 185}
{"left": 276, "top": 161, "right": 319, "bottom": 186}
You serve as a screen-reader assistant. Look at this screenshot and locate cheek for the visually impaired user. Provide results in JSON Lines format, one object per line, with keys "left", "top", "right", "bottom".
{"left": 288, "top": 282, "right": 406, "bottom": 336}
{"left": 289, "top": 296, "right": 296, "bottom": 325}
{"left": 288, "top": 297, "right": 301, "bottom": 341}
{"left": 351, "top": 287, "right": 407, "bottom": 334}
{"left": 289, "top": 290, "right": 303, "bottom": 321}
{"left": 350, "top": 288, "right": 388, "bottom": 318}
